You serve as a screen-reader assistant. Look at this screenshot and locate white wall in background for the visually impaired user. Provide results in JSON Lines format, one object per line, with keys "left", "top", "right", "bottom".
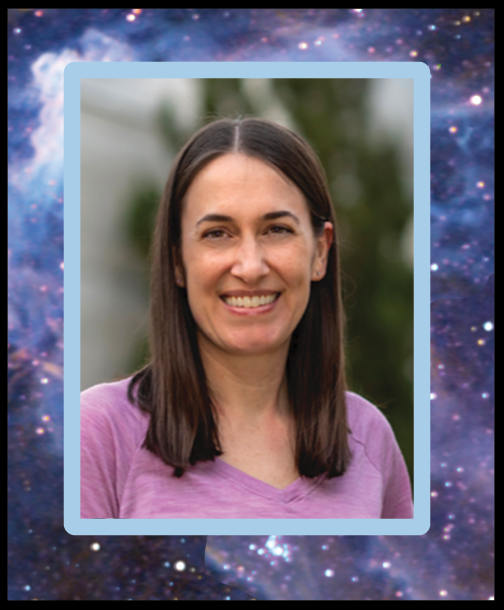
{"left": 367, "top": 79, "right": 414, "bottom": 267}
{"left": 80, "top": 79, "right": 201, "bottom": 390}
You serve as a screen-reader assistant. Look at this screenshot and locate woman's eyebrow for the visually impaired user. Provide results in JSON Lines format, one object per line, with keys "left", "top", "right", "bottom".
{"left": 196, "top": 211, "right": 300, "bottom": 227}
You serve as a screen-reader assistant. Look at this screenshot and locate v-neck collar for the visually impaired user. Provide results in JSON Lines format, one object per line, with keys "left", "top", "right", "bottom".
{"left": 212, "top": 457, "right": 324, "bottom": 504}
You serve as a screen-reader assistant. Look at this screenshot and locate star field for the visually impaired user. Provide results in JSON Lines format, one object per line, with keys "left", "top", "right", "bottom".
{"left": 8, "top": 9, "right": 494, "bottom": 601}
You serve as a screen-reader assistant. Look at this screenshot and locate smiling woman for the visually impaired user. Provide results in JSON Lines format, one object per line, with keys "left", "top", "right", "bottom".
{"left": 80, "top": 117, "right": 413, "bottom": 519}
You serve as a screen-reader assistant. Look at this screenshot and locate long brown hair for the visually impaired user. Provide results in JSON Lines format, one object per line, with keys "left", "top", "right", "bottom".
{"left": 128, "top": 117, "right": 351, "bottom": 478}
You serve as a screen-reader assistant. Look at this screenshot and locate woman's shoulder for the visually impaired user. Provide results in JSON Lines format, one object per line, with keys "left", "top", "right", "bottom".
{"left": 80, "top": 376, "right": 149, "bottom": 519}
{"left": 81, "top": 376, "right": 149, "bottom": 433}
{"left": 81, "top": 375, "right": 132, "bottom": 397}
{"left": 344, "top": 390, "right": 395, "bottom": 444}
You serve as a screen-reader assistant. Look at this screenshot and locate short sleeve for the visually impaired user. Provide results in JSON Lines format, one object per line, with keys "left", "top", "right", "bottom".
{"left": 347, "top": 391, "right": 414, "bottom": 519}
{"left": 80, "top": 390, "right": 121, "bottom": 518}
{"left": 378, "top": 419, "right": 414, "bottom": 519}
{"left": 80, "top": 381, "right": 145, "bottom": 519}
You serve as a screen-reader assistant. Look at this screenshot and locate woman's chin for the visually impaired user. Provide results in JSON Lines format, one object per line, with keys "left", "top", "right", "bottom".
{"left": 228, "top": 337, "right": 290, "bottom": 357}
{"left": 197, "top": 328, "right": 289, "bottom": 358}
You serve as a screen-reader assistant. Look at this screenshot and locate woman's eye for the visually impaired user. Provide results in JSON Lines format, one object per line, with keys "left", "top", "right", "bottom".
{"left": 204, "top": 230, "right": 226, "bottom": 239}
{"left": 204, "top": 227, "right": 292, "bottom": 239}
{"left": 269, "top": 226, "right": 292, "bottom": 235}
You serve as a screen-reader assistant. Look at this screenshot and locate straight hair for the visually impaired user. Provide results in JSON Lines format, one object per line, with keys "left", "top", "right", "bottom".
{"left": 128, "top": 117, "right": 351, "bottom": 478}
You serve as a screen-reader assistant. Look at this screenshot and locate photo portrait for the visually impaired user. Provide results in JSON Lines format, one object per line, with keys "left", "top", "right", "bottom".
{"left": 66, "top": 62, "right": 428, "bottom": 535}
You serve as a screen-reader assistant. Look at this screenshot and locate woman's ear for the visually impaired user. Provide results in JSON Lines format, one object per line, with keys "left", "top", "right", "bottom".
{"left": 312, "top": 222, "right": 333, "bottom": 281}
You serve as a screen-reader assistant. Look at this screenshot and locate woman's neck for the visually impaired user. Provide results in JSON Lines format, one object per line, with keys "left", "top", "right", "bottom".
{"left": 197, "top": 333, "right": 291, "bottom": 426}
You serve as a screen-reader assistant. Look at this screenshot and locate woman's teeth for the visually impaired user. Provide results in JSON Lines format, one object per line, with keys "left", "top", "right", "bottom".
{"left": 223, "top": 294, "right": 278, "bottom": 308}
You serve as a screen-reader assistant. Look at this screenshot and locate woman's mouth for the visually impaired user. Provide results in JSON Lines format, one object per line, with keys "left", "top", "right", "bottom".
{"left": 221, "top": 293, "right": 280, "bottom": 309}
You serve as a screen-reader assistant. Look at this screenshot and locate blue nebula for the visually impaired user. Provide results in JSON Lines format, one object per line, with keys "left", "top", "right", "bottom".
{"left": 8, "top": 8, "right": 493, "bottom": 601}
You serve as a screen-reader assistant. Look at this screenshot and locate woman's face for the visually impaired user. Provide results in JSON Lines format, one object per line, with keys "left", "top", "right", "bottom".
{"left": 177, "top": 153, "right": 333, "bottom": 359}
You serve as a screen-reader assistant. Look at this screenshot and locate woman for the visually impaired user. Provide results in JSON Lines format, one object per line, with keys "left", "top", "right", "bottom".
{"left": 81, "top": 117, "right": 413, "bottom": 519}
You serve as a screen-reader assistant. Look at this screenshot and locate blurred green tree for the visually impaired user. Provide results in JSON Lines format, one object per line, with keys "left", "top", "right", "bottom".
{"left": 123, "top": 78, "right": 414, "bottom": 488}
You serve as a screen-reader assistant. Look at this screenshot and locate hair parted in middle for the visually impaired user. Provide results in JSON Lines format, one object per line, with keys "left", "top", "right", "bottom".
{"left": 128, "top": 116, "right": 351, "bottom": 478}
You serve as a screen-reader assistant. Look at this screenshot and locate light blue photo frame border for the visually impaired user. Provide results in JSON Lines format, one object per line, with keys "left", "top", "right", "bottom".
{"left": 64, "top": 62, "right": 430, "bottom": 536}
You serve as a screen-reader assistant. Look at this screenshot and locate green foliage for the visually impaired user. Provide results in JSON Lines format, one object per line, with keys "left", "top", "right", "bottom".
{"left": 202, "top": 78, "right": 255, "bottom": 121}
{"left": 124, "top": 181, "right": 162, "bottom": 261}
{"left": 123, "top": 78, "right": 414, "bottom": 487}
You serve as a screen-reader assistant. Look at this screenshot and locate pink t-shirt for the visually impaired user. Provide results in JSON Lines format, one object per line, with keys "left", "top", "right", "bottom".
{"left": 80, "top": 377, "right": 413, "bottom": 519}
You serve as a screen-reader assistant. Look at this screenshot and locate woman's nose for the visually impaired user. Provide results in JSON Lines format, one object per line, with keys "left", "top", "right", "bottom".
{"left": 230, "top": 237, "right": 269, "bottom": 282}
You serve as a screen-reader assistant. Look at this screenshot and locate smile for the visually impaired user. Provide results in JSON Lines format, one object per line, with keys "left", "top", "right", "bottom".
{"left": 221, "top": 293, "right": 280, "bottom": 308}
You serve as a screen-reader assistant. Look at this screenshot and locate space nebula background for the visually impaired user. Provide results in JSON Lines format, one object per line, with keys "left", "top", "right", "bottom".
{"left": 8, "top": 9, "right": 494, "bottom": 600}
